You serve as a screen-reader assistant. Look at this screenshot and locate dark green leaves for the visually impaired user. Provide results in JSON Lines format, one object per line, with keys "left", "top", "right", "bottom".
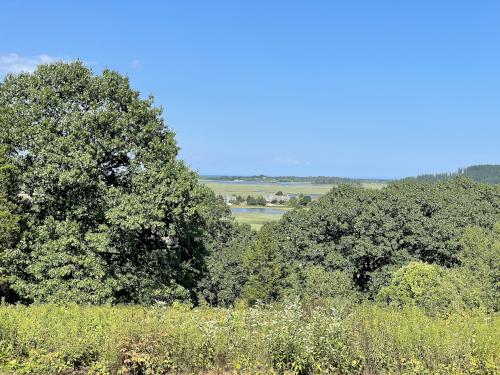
{"left": 0, "top": 62, "right": 232, "bottom": 304}
{"left": 273, "top": 178, "right": 500, "bottom": 296}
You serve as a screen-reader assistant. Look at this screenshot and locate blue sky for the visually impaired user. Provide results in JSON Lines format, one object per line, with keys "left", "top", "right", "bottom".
{"left": 1, "top": 1, "right": 499, "bottom": 178}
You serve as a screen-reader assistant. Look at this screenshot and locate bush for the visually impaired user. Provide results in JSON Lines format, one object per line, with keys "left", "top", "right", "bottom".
{"left": 459, "top": 223, "right": 500, "bottom": 312}
{"left": 377, "top": 261, "right": 467, "bottom": 316}
{"left": 246, "top": 195, "right": 267, "bottom": 206}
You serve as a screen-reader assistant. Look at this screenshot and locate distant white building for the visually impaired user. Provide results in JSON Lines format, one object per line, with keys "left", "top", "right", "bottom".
{"left": 265, "top": 194, "right": 290, "bottom": 203}
{"left": 223, "top": 195, "right": 237, "bottom": 204}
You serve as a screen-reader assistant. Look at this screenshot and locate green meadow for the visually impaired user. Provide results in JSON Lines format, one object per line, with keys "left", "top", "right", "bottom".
{"left": 202, "top": 180, "right": 336, "bottom": 197}
{"left": 361, "top": 181, "right": 388, "bottom": 189}
{"left": 230, "top": 206, "right": 291, "bottom": 230}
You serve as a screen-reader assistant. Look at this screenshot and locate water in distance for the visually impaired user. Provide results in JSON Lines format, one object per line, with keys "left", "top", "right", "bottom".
{"left": 231, "top": 207, "right": 286, "bottom": 215}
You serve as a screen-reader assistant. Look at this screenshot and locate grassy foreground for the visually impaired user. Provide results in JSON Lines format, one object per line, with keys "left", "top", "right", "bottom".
{"left": 0, "top": 302, "right": 498, "bottom": 374}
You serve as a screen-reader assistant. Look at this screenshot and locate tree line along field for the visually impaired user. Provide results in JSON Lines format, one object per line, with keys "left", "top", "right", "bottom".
{"left": 0, "top": 63, "right": 499, "bottom": 374}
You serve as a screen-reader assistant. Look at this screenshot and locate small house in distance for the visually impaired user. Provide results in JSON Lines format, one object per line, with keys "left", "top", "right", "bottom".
{"left": 265, "top": 194, "right": 290, "bottom": 203}
{"left": 222, "top": 195, "right": 237, "bottom": 204}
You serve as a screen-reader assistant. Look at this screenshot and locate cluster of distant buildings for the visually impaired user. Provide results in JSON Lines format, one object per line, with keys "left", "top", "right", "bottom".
{"left": 223, "top": 194, "right": 291, "bottom": 205}
{"left": 265, "top": 194, "right": 291, "bottom": 203}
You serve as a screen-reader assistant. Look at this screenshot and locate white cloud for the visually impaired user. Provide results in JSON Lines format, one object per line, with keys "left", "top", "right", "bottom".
{"left": 0, "top": 53, "right": 63, "bottom": 75}
{"left": 130, "top": 59, "right": 141, "bottom": 69}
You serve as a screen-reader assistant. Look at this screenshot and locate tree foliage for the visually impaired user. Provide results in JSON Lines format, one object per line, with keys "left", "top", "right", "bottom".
{"left": 1, "top": 61, "right": 499, "bottom": 316}
{"left": 0, "top": 146, "right": 19, "bottom": 249}
{"left": 246, "top": 195, "right": 267, "bottom": 206}
{"left": 271, "top": 178, "right": 500, "bottom": 297}
{"left": 376, "top": 261, "right": 468, "bottom": 316}
{"left": 459, "top": 223, "right": 500, "bottom": 312}
{"left": 242, "top": 224, "right": 282, "bottom": 305}
{"left": 0, "top": 145, "right": 20, "bottom": 302}
{"left": 198, "top": 223, "right": 255, "bottom": 306}
{"left": 293, "top": 266, "right": 357, "bottom": 302}
{"left": 460, "top": 165, "right": 500, "bottom": 184}
{"left": 0, "top": 62, "right": 232, "bottom": 304}
{"left": 411, "top": 164, "right": 500, "bottom": 184}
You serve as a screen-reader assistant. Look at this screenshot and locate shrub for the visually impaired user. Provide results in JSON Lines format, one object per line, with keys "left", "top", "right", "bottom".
{"left": 377, "top": 261, "right": 467, "bottom": 316}
{"left": 459, "top": 223, "right": 500, "bottom": 312}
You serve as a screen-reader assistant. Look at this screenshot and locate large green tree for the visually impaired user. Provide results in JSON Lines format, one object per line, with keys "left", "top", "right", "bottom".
{"left": 0, "top": 62, "right": 232, "bottom": 304}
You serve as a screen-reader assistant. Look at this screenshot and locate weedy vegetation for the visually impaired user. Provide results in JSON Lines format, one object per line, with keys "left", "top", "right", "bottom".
{"left": 0, "top": 301, "right": 498, "bottom": 374}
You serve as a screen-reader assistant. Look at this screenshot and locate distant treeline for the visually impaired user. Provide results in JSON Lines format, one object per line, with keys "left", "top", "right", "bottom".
{"left": 409, "top": 164, "right": 500, "bottom": 184}
{"left": 204, "top": 164, "right": 500, "bottom": 185}
{"left": 201, "top": 175, "right": 389, "bottom": 184}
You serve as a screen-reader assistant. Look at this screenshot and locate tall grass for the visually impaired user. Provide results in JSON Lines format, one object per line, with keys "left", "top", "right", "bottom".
{"left": 0, "top": 300, "right": 498, "bottom": 374}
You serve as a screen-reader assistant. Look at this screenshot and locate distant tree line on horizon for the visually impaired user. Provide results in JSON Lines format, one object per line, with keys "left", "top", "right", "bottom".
{"left": 408, "top": 164, "right": 500, "bottom": 184}
{"left": 201, "top": 164, "right": 500, "bottom": 185}
{"left": 201, "top": 175, "right": 389, "bottom": 185}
